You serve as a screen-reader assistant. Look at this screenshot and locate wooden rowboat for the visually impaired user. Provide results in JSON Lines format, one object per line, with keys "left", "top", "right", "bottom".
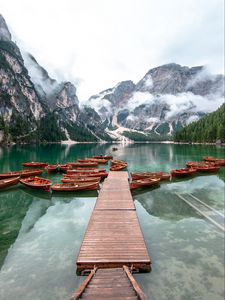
{"left": 214, "top": 159, "right": 225, "bottom": 166}
{"left": 58, "top": 164, "right": 72, "bottom": 172}
{"left": 87, "top": 158, "right": 108, "bottom": 164}
{"left": 45, "top": 164, "right": 59, "bottom": 174}
{"left": 20, "top": 177, "right": 52, "bottom": 191}
{"left": 22, "top": 162, "right": 48, "bottom": 168}
{"left": 171, "top": 168, "right": 197, "bottom": 177}
{"left": 66, "top": 171, "right": 108, "bottom": 179}
{"left": 131, "top": 172, "right": 170, "bottom": 180}
{"left": 51, "top": 182, "right": 99, "bottom": 192}
{"left": 186, "top": 161, "right": 215, "bottom": 168}
{"left": 195, "top": 165, "right": 220, "bottom": 172}
{"left": 0, "top": 169, "right": 43, "bottom": 179}
{"left": 68, "top": 162, "right": 99, "bottom": 168}
{"left": 110, "top": 164, "right": 128, "bottom": 171}
{"left": 203, "top": 156, "right": 217, "bottom": 162}
{"left": 202, "top": 157, "right": 225, "bottom": 166}
{"left": 93, "top": 155, "right": 113, "bottom": 160}
{"left": 73, "top": 167, "right": 101, "bottom": 171}
{"left": 130, "top": 178, "right": 160, "bottom": 190}
{"left": 77, "top": 159, "right": 95, "bottom": 163}
{"left": 61, "top": 176, "right": 101, "bottom": 183}
{"left": 0, "top": 177, "right": 20, "bottom": 189}
{"left": 111, "top": 160, "right": 127, "bottom": 165}
{"left": 67, "top": 168, "right": 106, "bottom": 174}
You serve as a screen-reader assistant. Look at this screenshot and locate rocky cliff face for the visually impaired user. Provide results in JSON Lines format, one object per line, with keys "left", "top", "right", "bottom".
{"left": 23, "top": 53, "right": 110, "bottom": 142}
{"left": 1, "top": 14, "right": 224, "bottom": 143}
{"left": 88, "top": 63, "right": 224, "bottom": 140}
{"left": 0, "top": 15, "right": 47, "bottom": 143}
{"left": 0, "top": 14, "right": 110, "bottom": 143}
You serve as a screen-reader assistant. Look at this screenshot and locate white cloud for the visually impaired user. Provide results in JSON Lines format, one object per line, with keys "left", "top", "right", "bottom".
{"left": 126, "top": 114, "right": 139, "bottom": 122}
{"left": 186, "top": 115, "right": 200, "bottom": 125}
{"left": 125, "top": 92, "right": 155, "bottom": 111}
{"left": 147, "top": 117, "right": 160, "bottom": 123}
{"left": 0, "top": 0, "right": 224, "bottom": 101}
{"left": 143, "top": 74, "right": 153, "bottom": 89}
{"left": 162, "top": 92, "right": 224, "bottom": 120}
{"left": 122, "top": 91, "right": 224, "bottom": 122}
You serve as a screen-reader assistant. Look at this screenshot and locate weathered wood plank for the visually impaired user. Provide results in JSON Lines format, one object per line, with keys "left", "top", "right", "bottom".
{"left": 73, "top": 267, "right": 147, "bottom": 299}
{"left": 76, "top": 171, "right": 150, "bottom": 272}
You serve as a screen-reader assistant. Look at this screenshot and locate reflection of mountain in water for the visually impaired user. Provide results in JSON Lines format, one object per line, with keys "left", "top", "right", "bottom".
{"left": 52, "top": 190, "right": 98, "bottom": 200}
{"left": 0, "top": 143, "right": 114, "bottom": 172}
{"left": 135, "top": 190, "right": 200, "bottom": 221}
{"left": 0, "top": 190, "right": 32, "bottom": 267}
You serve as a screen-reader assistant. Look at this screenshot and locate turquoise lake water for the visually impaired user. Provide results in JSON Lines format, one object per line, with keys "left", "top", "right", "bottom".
{"left": 0, "top": 143, "right": 224, "bottom": 300}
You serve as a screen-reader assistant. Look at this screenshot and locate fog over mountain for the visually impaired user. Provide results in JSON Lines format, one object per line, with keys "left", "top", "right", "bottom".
{"left": 0, "top": 14, "right": 224, "bottom": 143}
{"left": 87, "top": 64, "right": 224, "bottom": 139}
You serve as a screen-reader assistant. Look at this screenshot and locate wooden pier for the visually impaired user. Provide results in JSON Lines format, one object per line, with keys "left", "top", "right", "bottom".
{"left": 71, "top": 266, "right": 147, "bottom": 300}
{"left": 72, "top": 171, "right": 150, "bottom": 299}
{"left": 76, "top": 171, "right": 151, "bottom": 273}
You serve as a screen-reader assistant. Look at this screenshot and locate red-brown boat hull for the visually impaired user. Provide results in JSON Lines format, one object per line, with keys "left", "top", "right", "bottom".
{"left": 195, "top": 166, "right": 220, "bottom": 172}
{"left": 0, "top": 169, "right": 43, "bottom": 179}
{"left": 131, "top": 172, "right": 170, "bottom": 180}
{"left": 93, "top": 156, "right": 113, "bottom": 160}
{"left": 68, "top": 162, "right": 99, "bottom": 167}
{"left": 110, "top": 164, "right": 128, "bottom": 171}
{"left": 20, "top": 177, "right": 51, "bottom": 191}
{"left": 61, "top": 176, "right": 101, "bottom": 183}
{"left": 51, "top": 182, "right": 99, "bottom": 191}
{"left": 45, "top": 165, "right": 59, "bottom": 173}
{"left": 22, "top": 162, "right": 48, "bottom": 168}
{"left": 0, "top": 177, "right": 20, "bottom": 189}
{"left": 171, "top": 168, "right": 197, "bottom": 177}
{"left": 130, "top": 178, "right": 160, "bottom": 190}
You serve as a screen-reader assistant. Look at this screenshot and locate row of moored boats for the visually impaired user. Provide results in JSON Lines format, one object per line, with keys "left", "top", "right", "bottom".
{"left": 0, "top": 155, "right": 224, "bottom": 192}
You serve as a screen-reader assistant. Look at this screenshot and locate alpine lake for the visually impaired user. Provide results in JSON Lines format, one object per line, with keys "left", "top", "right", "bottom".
{"left": 0, "top": 143, "right": 224, "bottom": 300}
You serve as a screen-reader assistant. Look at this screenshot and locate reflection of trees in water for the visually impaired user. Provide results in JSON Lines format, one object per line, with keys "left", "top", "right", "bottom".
{"left": 0, "top": 190, "right": 32, "bottom": 267}
{"left": 0, "top": 188, "right": 51, "bottom": 267}
{"left": 0, "top": 143, "right": 114, "bottom": 172}
{"left": 217, "top": 169, "right": 225, "bottom": 182}
{"left": 136, "top": 191, "right": 200, "bottom": 221}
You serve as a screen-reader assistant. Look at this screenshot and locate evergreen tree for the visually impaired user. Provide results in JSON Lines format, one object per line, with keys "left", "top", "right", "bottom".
{"left": 174, "top": 103, "right": 225, "bottom": 143}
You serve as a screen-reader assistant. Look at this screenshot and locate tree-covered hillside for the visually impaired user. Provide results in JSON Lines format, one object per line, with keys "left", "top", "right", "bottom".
{"left": 174, "top": 103, "right": 225, "bottom": 143}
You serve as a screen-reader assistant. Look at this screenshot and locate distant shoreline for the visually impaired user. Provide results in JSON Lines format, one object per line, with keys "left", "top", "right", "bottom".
{"left": 1, "top": 140, "right": 224, "bottom": 146}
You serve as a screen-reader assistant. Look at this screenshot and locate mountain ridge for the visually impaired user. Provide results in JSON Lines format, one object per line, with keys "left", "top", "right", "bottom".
{"left": 0, "top": 14, "right": 224, "bottom": 143}
{"left": 88, "top": 63, "right": 224, "bottom": 141}
{"left": 0, "top": 14, "right": 111, "bottom": 143}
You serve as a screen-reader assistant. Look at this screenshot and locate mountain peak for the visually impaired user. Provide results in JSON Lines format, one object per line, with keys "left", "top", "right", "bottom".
{"left": 0, "top": 15, "right": 12, "bottom": 41}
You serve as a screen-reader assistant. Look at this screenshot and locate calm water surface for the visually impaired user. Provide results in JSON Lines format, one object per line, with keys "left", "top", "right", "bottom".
{"left": 0, "top": 143, "right": 224, "bottom": 300}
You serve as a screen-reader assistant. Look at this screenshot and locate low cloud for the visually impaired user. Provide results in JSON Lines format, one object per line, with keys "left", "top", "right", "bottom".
{"left": 124, "top": 92, "right": 155, "bottom": 111}
{"left": 122, "top": 90, "right": 224, "bottom": 123}
{"left": 186, "top": 66, "right": 218, "bottom": 89}
{"left": 143, "top": 74, "right": 153, "bottom": 89}
{"left": 88, "top": 95, "right": 112, "bottom": 118}
{"left": 186, "top": 115, "right": 200, "bottom": 125}
{"left": 22, "top": 51, "right": 58, "bottom": 96}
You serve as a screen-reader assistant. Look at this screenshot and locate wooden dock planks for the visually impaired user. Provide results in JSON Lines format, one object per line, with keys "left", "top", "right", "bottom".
{"left": 76, "top": 171, "right": 151, "bottom": 272}
{"left": 71, "top": 267, "right": 148, "bottom": 300}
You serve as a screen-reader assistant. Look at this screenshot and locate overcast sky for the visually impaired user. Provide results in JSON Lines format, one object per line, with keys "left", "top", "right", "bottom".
{"left": 0, "top": 0, "right": 224, "bottom": 101}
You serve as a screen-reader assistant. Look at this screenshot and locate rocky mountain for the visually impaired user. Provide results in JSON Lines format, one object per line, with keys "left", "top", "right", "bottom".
{"left": 0, "top": 14, "right": 224, "bottom": 143}
{"left": 0, "top": 15, "right": 111, "bottom": 143}
{"left": 88, "top": 63, "right": 224, "bottom": 141}
{"left": 0, "top": 15, "right": 47, "bottom": 143}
